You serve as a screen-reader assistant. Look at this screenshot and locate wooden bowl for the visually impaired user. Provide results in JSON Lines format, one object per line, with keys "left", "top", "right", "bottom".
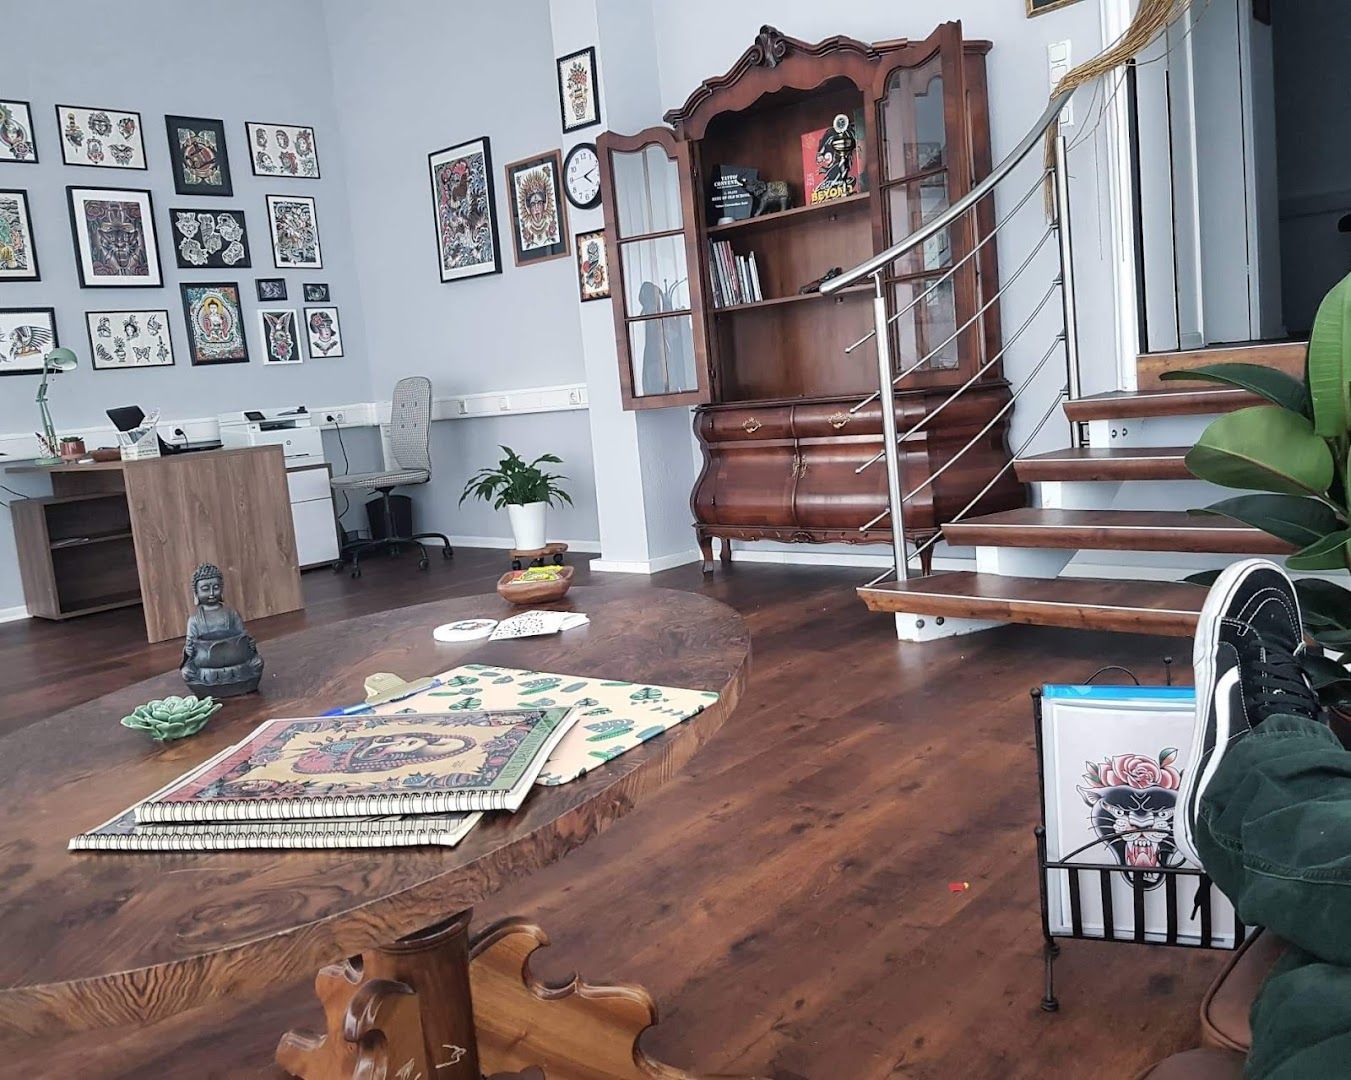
{"left": 496, "top": 565, "right": 574, "bottom": 605}
{"left": 91, "top": 448, "right": 121, "bottom": 462}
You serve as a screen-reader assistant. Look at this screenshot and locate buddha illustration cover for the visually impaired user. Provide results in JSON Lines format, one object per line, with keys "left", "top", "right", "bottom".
{"left": 136, "top": 707, "right": 578, "bottom": 823}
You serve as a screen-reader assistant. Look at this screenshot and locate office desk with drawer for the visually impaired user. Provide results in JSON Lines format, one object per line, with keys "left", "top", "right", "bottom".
{"left": 7, "top": 446, "right": 303, "bottom": 642}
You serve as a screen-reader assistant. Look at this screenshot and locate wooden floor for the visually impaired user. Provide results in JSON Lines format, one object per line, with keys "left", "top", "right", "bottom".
{"left": 0, "top": 549, "right": 1224, "bottom": 1078}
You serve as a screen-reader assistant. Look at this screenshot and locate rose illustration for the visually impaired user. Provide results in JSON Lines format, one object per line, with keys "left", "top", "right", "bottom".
{"left": 1094, "top": 751, "right": 1181, "bottom": 791}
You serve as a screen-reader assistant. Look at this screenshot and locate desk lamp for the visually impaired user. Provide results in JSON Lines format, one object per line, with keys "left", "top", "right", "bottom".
{"left": 34, "top": 347, "right": 78, "bottom": 465}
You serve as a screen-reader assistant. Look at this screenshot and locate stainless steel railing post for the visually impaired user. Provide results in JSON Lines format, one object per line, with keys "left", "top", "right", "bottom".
{"left": 872, "top": 271, "right": 910, "bottom": 581}
{"left": 1052, "top": 133, "right": 1082, "bottom": 444}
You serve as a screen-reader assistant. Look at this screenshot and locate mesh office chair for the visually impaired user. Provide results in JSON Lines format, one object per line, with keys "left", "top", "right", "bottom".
{"left": 331, "top": 376, "right": 452, "bottom": 578}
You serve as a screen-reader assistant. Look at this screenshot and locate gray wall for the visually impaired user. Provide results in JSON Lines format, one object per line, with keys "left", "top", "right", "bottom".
{"left": 321, "top": 0, "right": 602, "bottom": 547}
{"left": 0, "top": 0, "right": 374, "bottom": 610}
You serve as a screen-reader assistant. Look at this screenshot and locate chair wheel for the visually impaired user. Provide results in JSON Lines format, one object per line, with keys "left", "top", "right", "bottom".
{"left": 442, "top": 546, "right": 453, "bottom": 560}
{"left": 332, "top": 560, "right": 344, "bottom": 573}
{"left": 553, "top": 554, "right": 564, "bottom": 564}
{"left": 511, "top": 559, "right": 522, "bottom": 570}
{"left": 351, "top": 567, "right": 362, "bottom": 579}
{"left": 418, "top": 558, "right": 429, "bottom": 570}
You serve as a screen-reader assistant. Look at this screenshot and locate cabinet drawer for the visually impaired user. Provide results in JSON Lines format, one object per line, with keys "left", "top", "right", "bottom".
{"left": 793, "top": 438, "right": 935, "bottom": 532}
{"left": 287, "top": 465, "right": 331, "bottom": 504}
{"left": 792, "top": 401, "right": 879, "bottom": 439}
{"left": 698, "top": 405, "right": 793, "bottom": 443}
{"left": 693, "top": 443, "right": 797, "bottom": 527}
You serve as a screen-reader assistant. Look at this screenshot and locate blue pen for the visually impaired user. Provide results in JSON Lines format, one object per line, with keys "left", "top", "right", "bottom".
{"left": 321, "top": 677, "right": 445, "bottom": 717}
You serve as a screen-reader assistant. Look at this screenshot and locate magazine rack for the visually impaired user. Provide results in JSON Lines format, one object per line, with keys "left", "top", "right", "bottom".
{"left": 1031, "top": 679, "right": 1248, "bottom": 1012}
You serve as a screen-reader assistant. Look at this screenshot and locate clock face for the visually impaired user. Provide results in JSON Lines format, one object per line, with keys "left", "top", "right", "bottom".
{"left": 564, "top": 143, "right": 602, "bottom": 210}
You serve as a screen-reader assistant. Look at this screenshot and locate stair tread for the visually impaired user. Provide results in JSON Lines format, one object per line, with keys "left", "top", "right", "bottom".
{"left": 1137, "top": 341, "right": 1305, "bottom": 390}
{"left": 1064, "top": 386, "right": 1256, "bottom": 421}
{"left": 858, "top": 572, "right": 1204, "bottom": 635}
{"left": 942, "top": 508, "right": 1292, "bottom": 554}
{"left": 1015, "top": 445, "right": 1193, "bottom": 481}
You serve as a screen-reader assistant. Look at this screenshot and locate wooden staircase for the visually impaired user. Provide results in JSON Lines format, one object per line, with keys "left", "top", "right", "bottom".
{"left": 861, "top": 342, "right": 1305, "bottom": 638}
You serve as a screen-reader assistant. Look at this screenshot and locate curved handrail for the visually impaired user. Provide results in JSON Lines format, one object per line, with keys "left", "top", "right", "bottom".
{"left": 821, "top": 89, "right": 1074, "bottom": 294}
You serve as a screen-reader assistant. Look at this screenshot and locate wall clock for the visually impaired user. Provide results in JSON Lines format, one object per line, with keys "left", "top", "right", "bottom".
{"left": 563, "top": 142, "right": 601, "bottom": 210}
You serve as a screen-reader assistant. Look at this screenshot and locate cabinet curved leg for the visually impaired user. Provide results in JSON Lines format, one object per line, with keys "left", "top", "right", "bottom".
{"left": 698, "top": 532, "right": 714, "bottom": 574}
{"left": 720, "top": 538, "right": 733, "bottom": 567}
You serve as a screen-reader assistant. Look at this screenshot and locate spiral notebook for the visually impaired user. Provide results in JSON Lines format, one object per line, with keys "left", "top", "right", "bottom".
{"left": 130, "top": 706, "right": 578, "bottom": 825}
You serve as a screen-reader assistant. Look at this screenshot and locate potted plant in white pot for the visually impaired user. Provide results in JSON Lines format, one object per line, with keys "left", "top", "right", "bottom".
{"left": 459, "top": 446, "right": 572, "bottom": 551}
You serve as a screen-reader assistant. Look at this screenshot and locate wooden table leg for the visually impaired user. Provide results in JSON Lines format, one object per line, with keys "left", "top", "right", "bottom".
{"left": 277, "top": 909, "right": 480, "bottom": 1079}
{"left": 278, "top": 913, "right": 704, "bottom": 1080}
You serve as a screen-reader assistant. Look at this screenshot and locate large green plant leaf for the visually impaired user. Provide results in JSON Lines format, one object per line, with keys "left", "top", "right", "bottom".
{"left": 1160, "top": 363, "right": 1310, "bottom": 417}
{"left": 1308, "top": 272, "right": 1351, "bottom": 437}
{"left": 1185, "top": 406, "right": 1334, "bottom": 496}
{"left": 1295, "top": 578, "right": 1351, "bottom": 632}
{"left": 1193, "top": 494, "right": 1341, "bottom": 548}
{"left": 1302, "top": 651, "right": 1351, "bottom": 689}
{"left": 1287, "top": 529, "right": 1351, "bottom": 571}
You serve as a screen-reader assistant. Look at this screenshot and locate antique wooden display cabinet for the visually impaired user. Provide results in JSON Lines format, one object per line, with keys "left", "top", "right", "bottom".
{"left": 597, "top": 23, "right": 1026, "bottom": 572}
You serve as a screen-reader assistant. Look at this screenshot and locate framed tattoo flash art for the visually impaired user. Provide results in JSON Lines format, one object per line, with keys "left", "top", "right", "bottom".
{"left": 428, "top": 136, "right": 501, "bottom": 284}
{"left": 180, "top": 282, "right": 248, "bottom": 365}
{"left": 256, "top": 277, "right": 287, "bottom": 301}
{"left": 164, "top": 115, "right": 232, "bottom": 196}
{"left": 266, "top": 193, "right": 322, "bottom": 269}
{"left": 0, "top": 306, "right": 57, "bottom": 376}
{"left": 304, "top": 305, "right": 343, "bottom": 358}
{"left": 246, "top": 122, "right": 319, "bottom": 178}
{"left": 0, "top": 189, "right": 39, "bottom": 281}
{"left": 303, "top": 282, "right": 329, "bottom": 302}
{"left": 86, "top": 309, "right": 175, "bottom": 370}
{"left": 556, "top": 46, "right": 601, "bottom": 133}
{"left": 66, "top": 186, "right": 163, "bottom": 288}
{"left": 505, "top": 150, "right": 569, "bottom": 266}
{"left": 575, "top": 228, "right": 610, "bottom": 302}
{"left": 171, "top": 208, "right": 251, "bottom": 269}
{"left": 57, "top": 105, "right": 146, "bottom": 170}
{"left": 0, "top": 100, "right": 38, "bottom": 163}
{"left": 258, "top": 308, "right": 302, "bottom": 365}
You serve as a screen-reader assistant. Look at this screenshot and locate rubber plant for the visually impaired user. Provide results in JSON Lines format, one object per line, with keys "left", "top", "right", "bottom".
{"left": 1163, "top": 270, "right": 1351, "bottom": 707}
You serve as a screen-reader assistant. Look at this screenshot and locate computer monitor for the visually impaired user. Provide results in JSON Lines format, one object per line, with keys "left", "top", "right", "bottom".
{"left": 107, "top": 405, "right": 175, "bottom": 456}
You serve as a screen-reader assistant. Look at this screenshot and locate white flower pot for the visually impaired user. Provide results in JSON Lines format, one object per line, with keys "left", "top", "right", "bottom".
{"left": 507, "top": 501, "right": 548, "bottom": 550}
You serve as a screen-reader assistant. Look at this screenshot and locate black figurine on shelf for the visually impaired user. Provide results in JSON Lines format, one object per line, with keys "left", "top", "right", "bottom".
{"left": 742, "top": 176, "right": 791, "bottom": 216}
{"left": 799, "top": 267, "right": 844, "bottom": 294}
{"left": 181, "top": 563, "right": 264, "bottom": 697}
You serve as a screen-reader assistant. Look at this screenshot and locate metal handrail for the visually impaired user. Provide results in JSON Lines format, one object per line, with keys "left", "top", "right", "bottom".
{"left": 821, "top": 89, "right": 1073, "bottom": 296}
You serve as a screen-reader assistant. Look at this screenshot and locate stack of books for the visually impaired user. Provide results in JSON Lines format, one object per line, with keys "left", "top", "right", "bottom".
{"left": 70, "top": 707, "right": 580, "bottom": 851}
{"left": 708, "top": 240, "right": 763, "bottom": 307}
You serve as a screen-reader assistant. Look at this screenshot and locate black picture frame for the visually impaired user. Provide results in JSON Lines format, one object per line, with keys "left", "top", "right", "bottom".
{"left": 0, "top": 99, "right": 38, "bottom": 163}
{"left": 55, "top": 104, "right": 148, "bottom": 170}
{"left": 244, "top": 121, "right": 321, "bottom": 179}
{"left": 169, "top": 207, "right": 251, "bottom": 270}
{"left": 428, "top": 135, "right": 503, "bottom": 285}
{"left": 85, "top": 309, "right": 176, "bottom": 371}
{"left": 265, "top": 193, "right": 323, "bottom": 269}
{"left": 304, "top": 305, "right": 344, "bottom": 358}
{"left": 66, "top": 185, "right": 163, "bottom": 289}
{"left": 0, "top": 306, "right": 58, "bottom": 376}
{"left": 0, "top": 188, "right": 39, "bottom": 281}
{"left": 179, "top": 281, "right": 250, "bottom": 366}
{"left": 575, "top": 228, "right": 610, "bottom": 302}
{"left": 303, "top": 282, "right": 329, "bottom": 302}
{"left": 1027, "top": 0, "right": 1085, "bottom": 15}
{"left": 556, "top": 45, "right": 601, "bottom": 133}
{"left": 256, "top": 277, "right": 287, "bottom": 301}
{"left": 504, "top": 149, "right": 570, "bottom": 267}
{"left": 164, "top": 115, "right": 232, "bottom": 197}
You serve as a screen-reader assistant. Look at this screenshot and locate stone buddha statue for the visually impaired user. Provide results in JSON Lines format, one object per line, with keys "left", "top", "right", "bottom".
{"left": 181, "top": 563, "right": 264, "bottom": 697}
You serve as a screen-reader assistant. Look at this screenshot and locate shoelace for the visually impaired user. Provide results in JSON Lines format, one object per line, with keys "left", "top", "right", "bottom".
{"left": 1252, "top": 646, "right": 1321, "bottom": 723}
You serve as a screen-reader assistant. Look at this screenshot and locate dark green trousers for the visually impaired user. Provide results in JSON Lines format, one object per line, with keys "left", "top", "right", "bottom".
{"left": 1197, "top": 714, "right": 1351, "bottom": 1079}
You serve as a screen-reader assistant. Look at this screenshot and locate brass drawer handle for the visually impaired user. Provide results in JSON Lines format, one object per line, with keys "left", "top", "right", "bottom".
{"left": 741, "top": 417, "right": 762, "bottom": 434}
{"left": 828, "top": 411, "right": 850, "bottom": 430}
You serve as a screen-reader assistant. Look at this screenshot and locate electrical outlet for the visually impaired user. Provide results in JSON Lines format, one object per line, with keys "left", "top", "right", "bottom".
{"left": 326, "top": 410, "right": 346, "bottom": 425}
{"left": 1048, "top": 41, "right": 1073, "bottom": 126}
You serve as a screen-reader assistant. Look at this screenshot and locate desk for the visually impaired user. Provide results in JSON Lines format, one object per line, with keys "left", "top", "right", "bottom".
{"left": 0, "top": 588, "right": 749, "bottom": 1077}
{"left": 7, "top": 446, "right": 303, "bottom": 642}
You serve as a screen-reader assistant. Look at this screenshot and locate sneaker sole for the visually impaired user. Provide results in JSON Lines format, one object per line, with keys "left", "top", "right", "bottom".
{"left": 1175, "top": 559, "right": 1295, "bottom": 866}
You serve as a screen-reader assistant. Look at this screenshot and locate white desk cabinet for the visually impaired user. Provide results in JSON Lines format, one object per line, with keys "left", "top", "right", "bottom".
{"left": 287, "top": 462, "right": 340, "bottom": 568}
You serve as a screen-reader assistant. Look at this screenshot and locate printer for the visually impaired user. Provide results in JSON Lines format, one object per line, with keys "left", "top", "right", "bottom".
{"left": 218, "top": 406, "right": 324, "bottom": 462}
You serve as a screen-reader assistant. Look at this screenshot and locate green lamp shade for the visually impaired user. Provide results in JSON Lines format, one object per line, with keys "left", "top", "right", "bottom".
{"left": 44, "top": 347, "right": 78, "bottom": 373}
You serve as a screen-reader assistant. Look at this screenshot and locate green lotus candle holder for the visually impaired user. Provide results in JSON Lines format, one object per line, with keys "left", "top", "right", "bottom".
{"left": 120, "top": 695, "right": 223, "bottom": 741}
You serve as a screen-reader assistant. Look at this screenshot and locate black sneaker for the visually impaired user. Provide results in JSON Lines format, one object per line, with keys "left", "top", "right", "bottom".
{"left": 1174, "top": 558, "right": 1321, "bottom": 866}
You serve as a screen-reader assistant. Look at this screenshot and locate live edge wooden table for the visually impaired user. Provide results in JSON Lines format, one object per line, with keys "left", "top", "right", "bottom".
{"left": 0, "top": 587, "right": 749, "bottom": 1078}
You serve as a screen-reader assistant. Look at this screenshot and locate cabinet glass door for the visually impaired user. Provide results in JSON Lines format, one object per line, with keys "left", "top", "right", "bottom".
{"left": 598, "top": 127, "right": 711, "bottom": 410}
{"left": 871, "top": 24, "right": 981, "bottom": 386}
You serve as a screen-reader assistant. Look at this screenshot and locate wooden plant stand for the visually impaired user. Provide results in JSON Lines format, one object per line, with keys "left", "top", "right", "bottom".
{"left": 510, "top": 542, "right": 568, "bottom": 570}
{"left": 277, "top": 908, "right": 697, "bottom": 1080}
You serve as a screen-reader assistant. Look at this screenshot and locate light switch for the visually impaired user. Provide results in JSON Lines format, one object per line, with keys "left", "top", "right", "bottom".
{"left": 1049, "top": 41, "right": 1073, "bottom": 127}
